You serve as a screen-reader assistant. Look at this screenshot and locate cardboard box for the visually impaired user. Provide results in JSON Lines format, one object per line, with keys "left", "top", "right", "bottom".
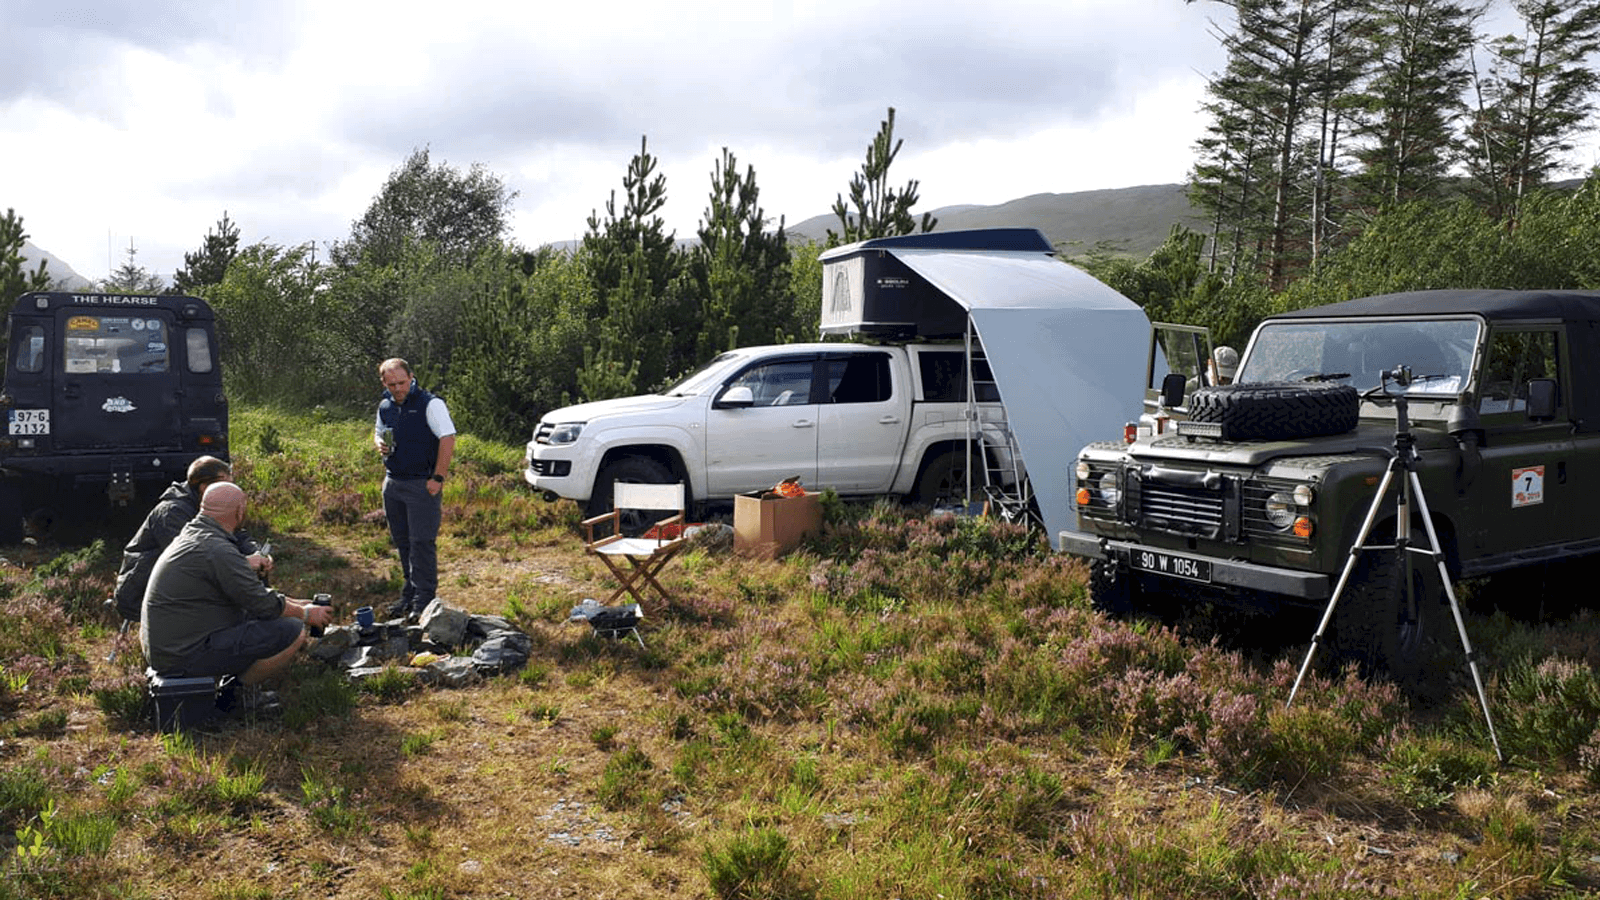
{"left": 734, "top": 491, "right": 823, "bottom": 559}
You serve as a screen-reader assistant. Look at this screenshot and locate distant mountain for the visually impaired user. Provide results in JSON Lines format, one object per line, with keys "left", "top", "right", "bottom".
{"left": 786, "top": 183, "right": 1206, "bottom": 260}
{"left": 19, "top": 240, "right": 91, "bottom": 290}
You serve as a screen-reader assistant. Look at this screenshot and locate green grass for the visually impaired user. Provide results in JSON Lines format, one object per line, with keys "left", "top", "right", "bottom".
{"left": 0, "top": 403, "right": 1597, "bottom": 899}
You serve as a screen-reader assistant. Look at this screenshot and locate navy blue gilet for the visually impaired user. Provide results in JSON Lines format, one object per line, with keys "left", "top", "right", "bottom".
{"left": 378, "top": 385, "right": 440, "bottom": 479}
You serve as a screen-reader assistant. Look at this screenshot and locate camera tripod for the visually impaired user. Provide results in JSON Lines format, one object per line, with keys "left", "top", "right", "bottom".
{"left": 1287, "top": 366, "right": 1503, "bottom": 762}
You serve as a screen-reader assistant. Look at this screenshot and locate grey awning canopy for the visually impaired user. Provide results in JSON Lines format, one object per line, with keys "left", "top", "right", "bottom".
{"left": 820, "top": 229, "right": 1152, "bottom": 544}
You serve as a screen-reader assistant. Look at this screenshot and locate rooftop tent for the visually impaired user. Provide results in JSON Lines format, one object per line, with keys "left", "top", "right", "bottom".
{"left": 819, "top": 229, "right": 1152, "bottom": 545}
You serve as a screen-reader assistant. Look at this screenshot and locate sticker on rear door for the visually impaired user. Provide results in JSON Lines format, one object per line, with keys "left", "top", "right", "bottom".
{"left": 1512, "top": 465, "right": 1544, "bottom": 507}
{"left": 8, "top": 409, "right": 49, "bottom": 434}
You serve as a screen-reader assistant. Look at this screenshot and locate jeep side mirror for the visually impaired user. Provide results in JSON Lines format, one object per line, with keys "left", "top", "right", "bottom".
{"left": 715, "top": 385, "right": 755, "bottom": 409}
{"left": 1526, "top": 378, "right": 1557, "bottom": 420}
{"left": 1160, "top": 372, "right": 1187, "bottom": 408}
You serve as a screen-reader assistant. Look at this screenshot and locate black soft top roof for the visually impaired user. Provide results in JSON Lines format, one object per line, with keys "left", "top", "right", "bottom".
{"left": 1271, "top": 288, "right": 1600, "bottom": 323}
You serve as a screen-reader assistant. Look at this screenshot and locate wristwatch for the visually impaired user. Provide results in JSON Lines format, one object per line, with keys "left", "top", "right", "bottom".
{"left": 430, "top": 474, "right": 445, "bottom": 484}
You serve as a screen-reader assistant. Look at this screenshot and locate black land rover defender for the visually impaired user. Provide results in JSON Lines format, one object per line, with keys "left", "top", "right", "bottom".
{"left": 0, "top": 291, "right": 228, "bottom": 542}
{"left": 1060, "top": 289, "right": 1600, "bottom": 677}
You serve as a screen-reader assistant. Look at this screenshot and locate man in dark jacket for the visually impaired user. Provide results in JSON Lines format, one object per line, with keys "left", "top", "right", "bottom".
{"left": 113, "top": 456, "right": 269, "bottom": 622}
{"left": 142, "top": 482, "right": 328, "bottom": 682}
{"left": 374, "top": 358, "right": 456, "bottom": 620}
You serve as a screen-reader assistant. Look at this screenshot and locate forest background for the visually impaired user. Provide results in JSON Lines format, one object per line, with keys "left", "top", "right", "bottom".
{"left": 7, "top": 0, "right": 1600, "bottom": 443}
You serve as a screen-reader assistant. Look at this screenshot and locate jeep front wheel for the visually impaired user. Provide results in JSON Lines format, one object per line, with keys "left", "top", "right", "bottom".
{"left": 1331, "top": 549, "right": 1435, "bottom": 681}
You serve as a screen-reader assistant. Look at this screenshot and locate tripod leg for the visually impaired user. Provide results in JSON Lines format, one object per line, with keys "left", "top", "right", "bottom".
{"left": 1408, "top": 471, "right": 1504, "bottom": 763}
{"left": 1288, "top": 462, "right": 1400, "bottom": 707}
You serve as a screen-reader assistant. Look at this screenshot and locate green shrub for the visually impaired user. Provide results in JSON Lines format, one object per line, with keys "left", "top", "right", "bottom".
{"left": 0, "top": 764, "right": 49, "bottom": 827}
{"left": 597, "top": 746, "right": 654, "bottom": 811}
{"left": 1383, "top": 734, "right": 1497, "bottom": 810}
{"left": 401, "top": 730, "right": 440, "bottom": 757}
{"left": 702, "top": 825, "right": 798, "bottom": 900}
{"left": 1495, "top": 656, "right": 1600, "bottom": 762}
{"left": 360, "top": 666, "right": 421, "bottom": 704}
{"left": 25, "top": 539, "right": 115, "bottom": 622}
{"left": 282, "top": 668, "right": 358, "bottom": 729}
{"left": 199, "top": 758, "right": 267, "bottom": 811}
{"left": 93, "top": 677, "right": 148, "bottom": 728}
{"left": 301, "top": 769, "right": 364, "bottom": 836}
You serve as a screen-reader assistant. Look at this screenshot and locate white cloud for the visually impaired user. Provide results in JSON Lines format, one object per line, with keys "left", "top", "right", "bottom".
{"left": 0, "top": 0, "right": 1365, "bottom": 281}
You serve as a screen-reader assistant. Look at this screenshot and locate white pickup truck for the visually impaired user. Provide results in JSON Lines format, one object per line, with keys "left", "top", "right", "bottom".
{"left": 523, "top": 342, "right": 1016, "bottom": 517}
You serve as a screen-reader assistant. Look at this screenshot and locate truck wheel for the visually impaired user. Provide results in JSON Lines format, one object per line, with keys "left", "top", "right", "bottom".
{"left": 914, "top": 449, "right": 980, "bottom": 506}
{"left": 1089, "top": 559, "right": 1136, "bottom": 616}
{"left": 588, "top": 457, "right": 677, "bottom": 536}
{"left": 0, "top": 485, "right": 21, "bottom": 544}
{"left": 1188, "top": 382, "right": 1359, "bottom": 441}
{"left": 1331, "top": 549, "right": 1434, "bottom": 681}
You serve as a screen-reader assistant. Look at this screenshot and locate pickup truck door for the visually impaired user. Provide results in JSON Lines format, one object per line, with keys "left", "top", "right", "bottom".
{"left": 703, "top": 355, "right": 820, "bottom": 496}
{"left": 816, "top": 351, "right": 904, "bottom": 493}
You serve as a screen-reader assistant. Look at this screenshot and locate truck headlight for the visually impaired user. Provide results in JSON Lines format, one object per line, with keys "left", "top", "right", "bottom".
{"left": 1098, "top": 472, "right": 1121, "bottom": 507}
{"left": 546, "top": 423, "right": 585, "bottom": 445}
{"left": 1265, "top": 492, "right": 1297, "bottom": 529}
{"left": 1265, "top": 485, "right": 1316, "bottom": 532}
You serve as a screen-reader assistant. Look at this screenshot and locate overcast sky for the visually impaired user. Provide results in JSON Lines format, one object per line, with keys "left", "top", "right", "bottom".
{"left": 2, "top": 0, "right": 1565, "bottom": 284}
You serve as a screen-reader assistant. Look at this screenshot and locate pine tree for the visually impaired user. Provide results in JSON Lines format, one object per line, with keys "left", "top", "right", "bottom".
{"left": 827, "top": 107, "right": 937, "bottom": 245}
{"left": 1350, "top": 0, "right": 1485, "bottom": 210}
{"left": 1467, "top": 0, "right": 1600, "bottom": 222}
{"left": 170, "top": 212, "right": 241, "bottom": 294}
{"left": 579, "top": 136, "right": 691, "bottom": 397}
{"left": 1, "top": 208, "right": 52, "bottom": 305}
{"left": 691, "top": 147, "right": 794, "bottom": 360}
{"left": 99, "top": 240, "right": 164, "bottom": 293}
{"left": 0, "top": 208, "right": 54, "bottom": 374}
{"left": 1189, "top": 0, "right": 1343, "bottom": 288}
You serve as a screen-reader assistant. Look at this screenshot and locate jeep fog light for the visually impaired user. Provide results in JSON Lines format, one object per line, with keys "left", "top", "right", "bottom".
{"left": 1265, "top": 492, "right": 1297, "bottom": 529}
{"left": 1293, "top": 484, "right": 1315, "bottom": 506}
{"left": 547, "top": 423, "right": 585, "bottom": 444}
{"left": 1075, "top": 460, "right": 1091, "bottom": 481}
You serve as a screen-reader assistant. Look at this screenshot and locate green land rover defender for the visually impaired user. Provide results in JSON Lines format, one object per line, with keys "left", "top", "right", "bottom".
{"left": 1060, "top": 289, "right": 1600, "bottom": 676}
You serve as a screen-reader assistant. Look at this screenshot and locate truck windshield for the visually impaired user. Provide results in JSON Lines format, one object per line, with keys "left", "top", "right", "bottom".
{"left": 663, "top": 352, "right": 741, "bottom": 396}
{"left": 1238, "top": 318, "right": 1480, "bottom": 395}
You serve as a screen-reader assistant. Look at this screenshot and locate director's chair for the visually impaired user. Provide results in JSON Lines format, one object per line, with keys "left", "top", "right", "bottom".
{"left": 580, "top": 482, "right": 690, "bottom": 646}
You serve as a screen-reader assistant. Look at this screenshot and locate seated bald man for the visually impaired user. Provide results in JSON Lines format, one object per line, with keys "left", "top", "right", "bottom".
{"left": 141, "top": 482, "right": 332, "bottom": 686}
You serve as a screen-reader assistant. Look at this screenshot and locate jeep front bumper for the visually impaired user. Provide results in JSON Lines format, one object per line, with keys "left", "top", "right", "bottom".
{"left": 1059, "top": 530, "right": 1331, "bottom": 600}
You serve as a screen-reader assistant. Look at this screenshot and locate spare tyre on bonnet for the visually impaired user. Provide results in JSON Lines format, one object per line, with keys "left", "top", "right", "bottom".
{"left": 0, "top": 291, "right": 228, "bottom": 543}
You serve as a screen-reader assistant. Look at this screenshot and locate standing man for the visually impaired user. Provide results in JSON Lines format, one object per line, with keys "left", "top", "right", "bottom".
{"left": 141, "top": 482, "right": 330, "bottom": 685}
{"left": 374, "top": 357, "right": 456, "bottom": 620}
